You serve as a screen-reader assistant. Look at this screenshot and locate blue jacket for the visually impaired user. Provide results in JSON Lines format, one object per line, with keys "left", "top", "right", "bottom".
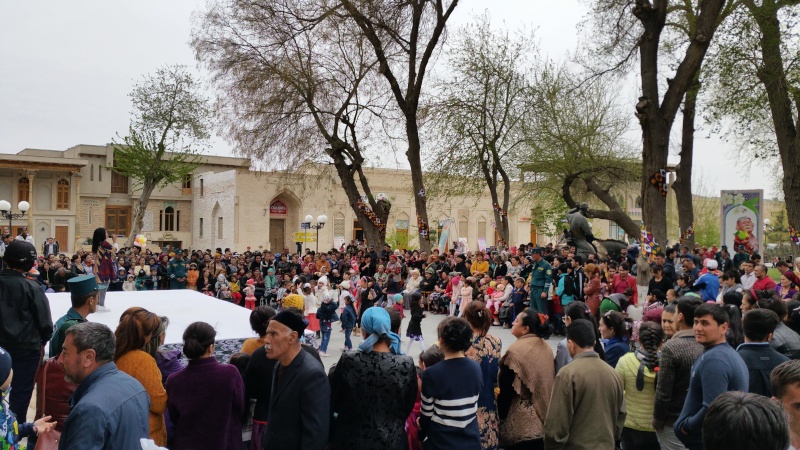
{"left": 602, "top": 337, "right": 629, "bottom": 368}
{"left": 556, "top": 273, "right": 575, "bottom": 306}
{"left": 60, "top": 362, "right": 150, "bottom": 450}
{"left": 693, "top": 272, "right": 720, "bottom": 302}
{"left": 674, "top": 342, "right": 749, "bottom": 449}
{"left": 341, "top": 304, "right": 357, "bottom": 329}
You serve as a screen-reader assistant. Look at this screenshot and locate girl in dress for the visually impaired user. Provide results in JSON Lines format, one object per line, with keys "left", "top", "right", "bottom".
{"left": 243, "top": 279, "right": 257, "bottom": 310}
{"left": 406, "top": 291, "right": 426, "bottom": 354}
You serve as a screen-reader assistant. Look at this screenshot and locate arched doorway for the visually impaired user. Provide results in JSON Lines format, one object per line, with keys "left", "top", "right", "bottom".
{"left": 267, "top": 190, "right": 301, "bottom": 253}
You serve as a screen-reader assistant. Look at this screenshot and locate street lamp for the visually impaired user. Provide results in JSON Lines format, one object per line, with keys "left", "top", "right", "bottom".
{"left": 304, "top": 214, "right": 328, "bottom": 253}
{"left": 0, "top": 200, "right": 30, "bottom": 233}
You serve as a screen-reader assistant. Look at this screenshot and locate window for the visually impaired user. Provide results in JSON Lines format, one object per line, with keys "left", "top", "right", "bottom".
{"left": 106, "top": 207, "right": 131, "bottom": 237}
{"left": 161, "top": 207, "right": 176, "bottom": 231}
{"left": 99, "top": 166, "right": 102, "bottom": 182}
{"left": 111, "top": 170, "right": 128, "bottom": 194}
{"left": 176, "top": 210, "right": 180, "bottom": 232}
{"left": 217, "top": 217, "right": 223, "bottom": 239}
{"left": 90, "top": 164, "right": 94, "bottom": 181}
{"left": 199, "top": 218, "right": 204, "bottom": 238}
{"left": 200, "top": 179, "right": 204, "bottom": 196}
{"left": 610, "top": 222, "right": 625, "bottom": 240}
{"left": 182, "top": 174, "right": 192, "bottom": 189}
{"left": 56, "top": 179, "right": 70, "bottom": 209}
{"left": 17, "top": 177, "right": 29, "bottom": 203}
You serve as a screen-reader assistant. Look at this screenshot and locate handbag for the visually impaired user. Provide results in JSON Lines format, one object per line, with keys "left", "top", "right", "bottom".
{"left": 34, "top": 359, "right": 62, "bottom": 450}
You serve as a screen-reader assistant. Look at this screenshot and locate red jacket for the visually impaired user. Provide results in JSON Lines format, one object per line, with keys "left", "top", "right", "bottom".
{"left": 611, "top": 274, "right": 638, "bottom": 306}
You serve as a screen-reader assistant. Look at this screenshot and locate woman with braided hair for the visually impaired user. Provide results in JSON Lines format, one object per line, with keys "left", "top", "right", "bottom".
{"left": 615, "top": 321, "right": 664, "bottom": 450}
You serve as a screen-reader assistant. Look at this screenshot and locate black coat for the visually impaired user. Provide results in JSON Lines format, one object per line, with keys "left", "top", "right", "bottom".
{"left": 263, "top": 349, "right": 330, "bottom": 450}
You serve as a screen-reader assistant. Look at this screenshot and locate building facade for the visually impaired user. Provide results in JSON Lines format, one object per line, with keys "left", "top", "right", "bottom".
{"left": 1, "top": 144, "right": 658, "bottom": 254}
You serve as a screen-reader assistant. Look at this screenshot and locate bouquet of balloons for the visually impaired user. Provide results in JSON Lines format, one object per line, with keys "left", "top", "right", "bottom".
{"left": 134, "top": 234, "right": 147, "bottom": 248}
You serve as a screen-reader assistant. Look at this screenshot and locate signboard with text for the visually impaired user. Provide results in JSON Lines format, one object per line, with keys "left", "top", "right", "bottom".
{"left": 270, "top": 200, "right": 288, "bottom": 216}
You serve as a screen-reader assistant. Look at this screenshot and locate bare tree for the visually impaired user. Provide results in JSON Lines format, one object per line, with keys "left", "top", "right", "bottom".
{"left": 111, "top": 65, "right": 211, "bottom": 247}
{"left": 426, "top": 19, "right": 535, "bottom": 245}
{"left": 192, "top": 0, "right": 393, "bottom": 247}
{"left": 338, "top": 0, "right": 460, "bottom": 252}
{"left": 584, "top": 0, "right": 729, "bottom": 244}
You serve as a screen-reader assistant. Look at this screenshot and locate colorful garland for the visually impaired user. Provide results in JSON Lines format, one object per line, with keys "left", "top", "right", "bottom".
{"left": 640, "top": 224, "right": 661, "bottom": 258}
{"left": 789, "top": 225, "right": 800, "bottom": 246}
{"left": 649, "top": 168, "right": 668, "bottom": 198}
{"left": 417, "top": 214, "right": 430, "bottom": 241}
{"left": 679, "top": 223, "right": 695, "bottom": 244}
{"left": 492, "top": 202, "right": 508, "bottom": 217}
{"left": 355, "top": 198, "right": 386, "bottom": 232}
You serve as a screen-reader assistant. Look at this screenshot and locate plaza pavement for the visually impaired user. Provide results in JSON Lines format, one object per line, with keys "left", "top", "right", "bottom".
{"left": 317, "top": 308, "right": 560, "bottom": 372}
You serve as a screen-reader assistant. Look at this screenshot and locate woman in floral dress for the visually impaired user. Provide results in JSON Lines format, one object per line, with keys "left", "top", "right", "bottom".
{"left": 463, "top": 300, "right": 502, "bottom": 450}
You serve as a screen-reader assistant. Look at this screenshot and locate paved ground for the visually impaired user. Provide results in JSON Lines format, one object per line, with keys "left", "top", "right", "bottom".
{"left": 317, "top": 308, "right": 560, "bottom": 372}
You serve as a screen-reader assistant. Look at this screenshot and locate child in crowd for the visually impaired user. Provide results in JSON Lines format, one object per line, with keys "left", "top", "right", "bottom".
{"left": 146, "top": 267, "right": 158, "bottom": 290}
{"left": 407, "top": 345, "right": 444, "bottom": 450}
{"left": 122, "top": 273, "right": 136, "bottom": 292}
{"left": 666, "top": 288, "right": 677, "bottom": 303}
{"left": 109, "top": 268, "right": 126, "bottom": 291}
{"left": 135, "top": 269, "right": 149, "bottom": 291}
{"left": 243, "top": 279, "right": 257, "bottom": 310}
{"left": 217, "top": 284, "right": 233, "bottom": 302}
{"left": 302, "top": 283, "right": 320, "bottom": 336}
{"left": 229, "top": 275, "right": 241, "bottom": 305}
{"left": 276, "top": 280, "right": 291, "bottom": 310}
{"left": 316, "top": 293, "right": 339, "bottom": 357}
{"left": 186, "top": 263, "right": 199, "bottom": 290}
{"left": 393, "top": 293, "right": 405, "bottom": 319}
{"left": 341, "top": 295, "right": 357, "bottom": 351}
{"left": 405, "top": 292, "right": 426, "bottom": 354}
{"left": 0, "top": 347, "right": 57, "bottom": 448}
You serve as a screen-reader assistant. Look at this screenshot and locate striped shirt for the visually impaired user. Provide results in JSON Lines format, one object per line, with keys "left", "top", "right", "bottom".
{"left": 420, "top": 358, "right": 482, "bottom": 450}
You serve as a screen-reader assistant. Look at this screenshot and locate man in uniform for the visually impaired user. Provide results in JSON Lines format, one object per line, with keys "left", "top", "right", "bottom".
{"left": 566, "top": 202, "right": 596, "bottom": 261}
{"left": 168, "top": 251, "right": 187, "bottom": 290}
{"left": 528, "top": 248, "right": 552, "bottom": 314}
{"left": 49, "top": 274, "right": 102, "bottom": 356}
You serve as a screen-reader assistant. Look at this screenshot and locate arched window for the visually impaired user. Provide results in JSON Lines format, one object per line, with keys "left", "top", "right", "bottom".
{"left": 56, "top": 179, "right": 70, "bottom": 210}
{"left": 160, "top": 206, "right": 176, "bottom": 231}
{"left": 18, "top": 177, "right": 29, "bottom": 203}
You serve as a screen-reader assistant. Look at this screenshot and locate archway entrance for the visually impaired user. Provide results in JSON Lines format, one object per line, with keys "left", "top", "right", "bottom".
{"left": 267, "top": 191, "right": 300, "bottom": 253}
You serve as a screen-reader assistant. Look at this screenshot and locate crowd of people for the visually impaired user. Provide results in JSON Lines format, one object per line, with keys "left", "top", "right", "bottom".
{"left": 3, "top": 224, "right": 800, "bottom": 449}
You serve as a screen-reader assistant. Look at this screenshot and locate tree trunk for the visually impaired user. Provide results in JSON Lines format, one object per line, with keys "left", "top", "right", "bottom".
{"left": 407, "top": 119, "right": 431, "bottom": 252}
{"left": 330, "top": 152, "right": 390, "bottom": 249}
{"left": 672, "top": 77, "right": 700, "bottom": 250}
{"left": 632, "top": 0, "right": 726, "bottom": 245}
{"left": 747, "top": 0, "right": 800, "bottom": 244}
{"left": 127, "top": 181, "right": 156, "bottom": 247}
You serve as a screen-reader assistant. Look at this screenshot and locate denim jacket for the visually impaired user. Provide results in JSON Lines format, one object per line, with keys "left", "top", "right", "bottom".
{"left": 61, "top": 362, "right": 150, "bottom": 450}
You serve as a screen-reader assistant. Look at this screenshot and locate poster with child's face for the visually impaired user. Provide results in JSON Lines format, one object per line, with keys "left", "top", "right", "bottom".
{"left": 720, "top": 190, "right": 763, "bottom": 255}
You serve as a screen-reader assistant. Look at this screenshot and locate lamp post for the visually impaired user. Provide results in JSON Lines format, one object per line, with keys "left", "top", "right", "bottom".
{"left": 0, "top": 200, "right": 30, "bottom": 234}
{"left": 304, "top": 214, "right": 328, "bottom": 253}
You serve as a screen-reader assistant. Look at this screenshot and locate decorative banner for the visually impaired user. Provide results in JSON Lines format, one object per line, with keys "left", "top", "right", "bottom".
{"left": 417, "top": 214, "right": 429, "bottom": 241}
{"left": 640, "top": 224, "right": 660, "bottom": 258}
{"left": 679, "top": 223, "right": 695, "bottom": 244}
{"left": 789, "top": 225, "right": 800, "bottom": 247}
{"left": 649, "top": 168, "right": 669, "bottom": 198}
{"left": 356, "top": 197, "right": 386, "bottom": 232}
{"left": 438, "top": 219, "right": 453, "bottom": 254}
{"left": 418, "top": 188, "right": 426, "bottom": 197}
{"left": 477, "top": 238, "right": 487, "bottom": 252}
{"left": 720, "top": 190, "right": 762, "bottom": 254}
{"left": 492, "top": 202, "right": 508, "bottom": 217}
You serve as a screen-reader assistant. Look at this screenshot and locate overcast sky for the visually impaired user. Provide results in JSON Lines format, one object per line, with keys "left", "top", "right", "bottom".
{"left": 0, "top": 0, "right": 778, "bottom": 198}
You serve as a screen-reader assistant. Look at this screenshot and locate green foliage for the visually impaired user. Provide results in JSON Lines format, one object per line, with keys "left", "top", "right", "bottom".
{"left": 385, "top": 228, "right": 416, "bottom": 251}
{"left": 111, "top": 65, "right": 212, "bottom": 190}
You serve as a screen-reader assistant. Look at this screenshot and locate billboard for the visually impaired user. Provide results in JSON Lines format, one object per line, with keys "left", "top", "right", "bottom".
{"left": 720, "top": 190, "right": 763, "bottom": 255}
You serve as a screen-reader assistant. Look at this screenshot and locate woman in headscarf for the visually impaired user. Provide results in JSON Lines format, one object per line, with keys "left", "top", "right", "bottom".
{"left": 463, "top": 301, "right": 502, "bottom": 450}
{"left": 498, "top": 308, "right": 555, "bottom": 449}
{"left": 329, "top": 307, "right": 418, "bottom": 450}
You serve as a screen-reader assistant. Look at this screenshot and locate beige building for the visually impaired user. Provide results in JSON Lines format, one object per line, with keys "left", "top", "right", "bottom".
{"left": 1, "top": 144, "right": 655, "bottom": 254}
{"left": 0, "top": 145, "right": 248, "bottom": 253}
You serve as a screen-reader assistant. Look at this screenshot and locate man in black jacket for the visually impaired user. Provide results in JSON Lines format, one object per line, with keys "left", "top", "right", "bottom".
{"left": 737, "top": 309, "right": 789, "bottom": 397}
{"left": 263, "top": 309, "right": 329, "bottom": 450}
{"left": 0, "top": 240, "right": 53, "bottom": 420}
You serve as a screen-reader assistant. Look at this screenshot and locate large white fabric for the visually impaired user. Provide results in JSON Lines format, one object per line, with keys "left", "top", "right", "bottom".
{"left": 46, "top": 290, "right": 253, "bottom": 346}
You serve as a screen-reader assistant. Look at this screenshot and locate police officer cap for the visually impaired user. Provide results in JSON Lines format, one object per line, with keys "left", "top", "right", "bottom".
{"left": 68, "top": 274, "right": 107, "bottom": 299}
{"left": 3, "top": 240, "right": 37, "bottom": 271}
{"left": 531, "top": 247, "right": 543, "bottom": 255}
